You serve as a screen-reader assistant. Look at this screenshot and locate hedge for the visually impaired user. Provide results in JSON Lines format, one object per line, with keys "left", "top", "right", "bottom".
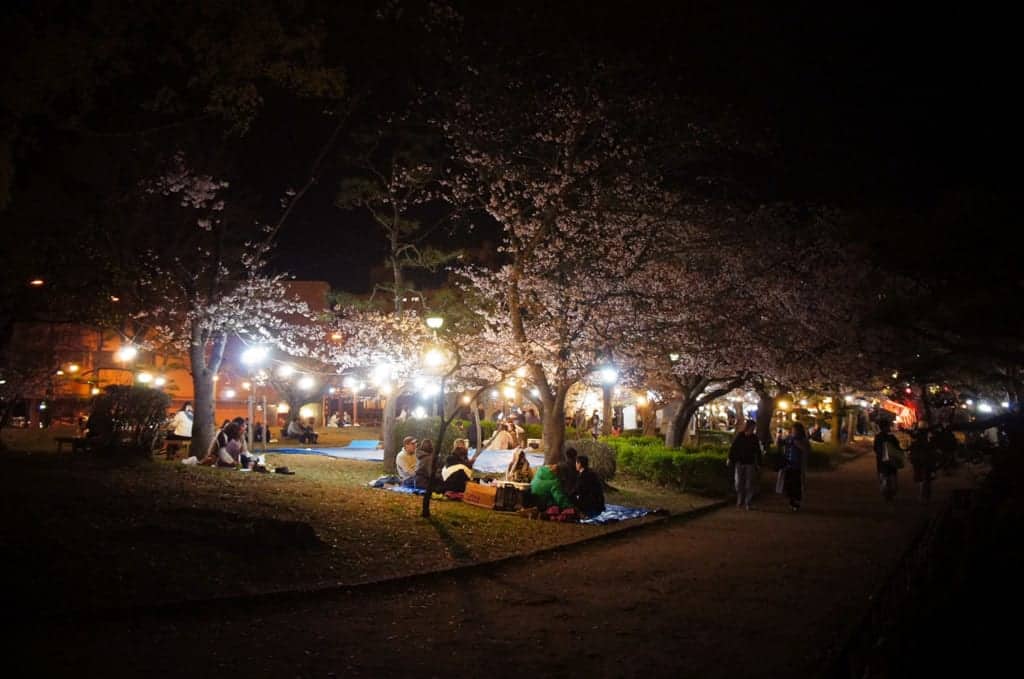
{"left": 615, "top": 440, "right": 733, "bottom": 495}
{"left": 391, "top": 418, "right": 463, "bottom": 455}
{"left": 563, "top": 439, "right": 616, "bottom": 481}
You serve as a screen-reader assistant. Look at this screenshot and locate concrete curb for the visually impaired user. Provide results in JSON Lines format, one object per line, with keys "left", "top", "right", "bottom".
{"left": 48, "top": 498, "right": 730, "bottom": 624}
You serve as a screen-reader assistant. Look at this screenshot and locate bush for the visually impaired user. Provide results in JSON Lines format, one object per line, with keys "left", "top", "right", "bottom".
{"left": 452, "top": 418, "right": 496, "bottom": 443}
{"left": 89, "top": 385, "right": 171, "bottom": 455}
{"left": 564, "top": 439, "right": 617, "bottom": 481}
{"left": 524, "top": 423, "right": 543, "bottom": 440}
{"left": 616, "top": 440, "right": 732, "bottom": 496}
{"left": 392, "top": 418, "right": 462, "bottom": 455}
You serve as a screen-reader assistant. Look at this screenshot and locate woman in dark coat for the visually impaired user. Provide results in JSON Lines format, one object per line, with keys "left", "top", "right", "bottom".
{"left": 782, "top": 422, "right": 811, "bottom": 511}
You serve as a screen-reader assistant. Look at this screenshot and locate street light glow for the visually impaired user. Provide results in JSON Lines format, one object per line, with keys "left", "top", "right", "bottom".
{"left": 154, "top": 376, "right": 166, "bottom": 387}
{"left": 424, "top": 347, "right": 445, "bottom": 368}
{"left": 90, "top": 387, "right": 100, "bottom": 395}
{"left": 241, "top": 346, "right": 268, "bottom": 365}
{"left": 277, "top": 365, "right": 295, "bottom": 378}
{"left": 425, "top": 315, "right": 444, "bottom": 330}
{"left": 462, "top": 394, "right": 472, "bottom": 404}
{"left": 224, "top": 388, "right": 236, "bottom": 398}
{"left": 116, "top": 345, "right": 138, "bottom": 362}
{"left": 299, "top": 407, "right": 314, "bottom": 419}
{"left": 1002, "top": 401, "right": 1010, "bottom": 408}
{"left": 136, "top": 372, "right": 153, "bottom": 384}
{"left": 67, "top": 364, "right": 79, "bottom": 373}
{"left": 531, "top": 388, "right": 540, "bottom": 398}
{"left": 668, "top": 353, "right": 680, "bottom": 362}
{"left": 978, "top": 403, "right": 993, "bottom": 413}
{"left": 515, "top": 366, "right": 527, "bottom": 378}
{"left": 778, "top": 400, "right": 790, "bottom": 410}
{"left": 343, "top": 376, "right": 355, "bottom": 388}
{"left": 423, "top": 383, "right": 441, "bottom": 398}
{"left": 298, "top": 376, "right": 315, "bottom": 391}
{"left": 503, "top": 386, "right": 516, "bottom": 399}
{"left": 600, "top": 367, "right": 618, "bottom": 384}
{"left": 372, "top": 363, "right": 393, "bottom": 383}
{"left": 29, "top": 278, "right": 45, "bottom": 286}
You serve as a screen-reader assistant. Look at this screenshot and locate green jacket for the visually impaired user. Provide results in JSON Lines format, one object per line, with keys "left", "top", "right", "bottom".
{"left": 530, "top": 465, "right": 572, "bottom": 509}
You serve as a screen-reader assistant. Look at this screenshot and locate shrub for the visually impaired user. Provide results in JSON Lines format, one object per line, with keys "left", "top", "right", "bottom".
{"left": 564, "top": 439, "right": 616, "bottom": 481}
{"left": 616, "top": 440, "right": 732, "bottom": 496}
{"left": 450, "top": 419, "right": 497, "bottom": 445}
{"left": 89, "top": 385, "right": 171, "bottom": 455}
{"left": 524, "top": 423, "right": 543, "bottom": 440}
{"left": 392, "top": 418, "right": 462, "bottom": 455}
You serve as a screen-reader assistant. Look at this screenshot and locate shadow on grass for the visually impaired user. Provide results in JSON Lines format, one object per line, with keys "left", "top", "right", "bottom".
{"left": 426, "top": 516, "right": 473, "bottom": 562}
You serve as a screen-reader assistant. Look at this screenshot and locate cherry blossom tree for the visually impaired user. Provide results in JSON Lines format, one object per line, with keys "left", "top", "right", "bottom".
{"left": 125, "top": 154, "right": 325, "bottom": 453}
{"left": 442, "top": 67, "right": 685, "bottom": 462}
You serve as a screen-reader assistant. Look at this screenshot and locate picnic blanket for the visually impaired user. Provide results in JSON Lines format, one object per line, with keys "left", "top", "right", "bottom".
{"left": 274, "top": 441, "right": 385, "bottom": 461}
{"left": 579, "top": 504, "right": 652, "bottom": 525}
{"left": 272, "top": 445, "right": 544, "bottom": 474}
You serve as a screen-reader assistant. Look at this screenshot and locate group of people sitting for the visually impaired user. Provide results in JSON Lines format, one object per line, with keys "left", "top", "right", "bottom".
{"left": 197, "top": 417, "right": 252, "bottom": 468}
{"left": 483, "top": 418, "right": 526, "bottom": 450}
{"left": 285, "top": 417, "right": 318, "bottom": 444}
{"left": 326, "top": 411, "right": 352, "bottom": 427}
{"left": 392, "top": 437, "right": 605, "bottom": 518}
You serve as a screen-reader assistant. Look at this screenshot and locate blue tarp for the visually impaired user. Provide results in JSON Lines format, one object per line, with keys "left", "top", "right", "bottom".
{"left": 381, "top": 484, "right": 426, "bottom": 496}
{"left": 342, "top": 439, "right": 381, "bottom": 449}
{"left": 272, "top": 446, "right": 545, "bottom": 474}
{"left": 579, "top": 504, "right": 652, "bottom": 525}
{"left": 274, "top": 445, "right": 384, "bottom": 461}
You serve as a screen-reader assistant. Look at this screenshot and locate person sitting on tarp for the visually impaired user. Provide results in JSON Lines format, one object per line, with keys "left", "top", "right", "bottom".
{"left": 452, "top": 439, "right": 482, "bottom": 469}
{"left": 406, "top": 439, "right": 436, "bottom": 490}
{"left": 556, "top": 447, "right": 579, "bottom": 495}
{"left": 505, "top": 448, "right": 534, "bottom": 483}
{"left": 396, "top": 436, "right": 418, "bottom": 484}
{"left": 530, "top": 464, "right": 572, "bottom": 511}
{"left": 572, "top": 455, "right": 606, "bottom": 517}
{"left": 441, "top": 453, "right": 474, "bottom": 493}
{"left": 484, "top": 422, "right": 517, "bottom": 450}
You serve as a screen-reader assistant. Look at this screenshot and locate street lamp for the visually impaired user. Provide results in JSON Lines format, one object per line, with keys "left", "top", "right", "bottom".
{"left": 241, "top": 346, "right": 268, "bottom": 451}
{"left": 425, "top": 315, "right": 444, "bottom": 331}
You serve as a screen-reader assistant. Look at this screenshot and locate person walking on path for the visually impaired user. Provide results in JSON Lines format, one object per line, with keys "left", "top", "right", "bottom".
{"left": 909, "top": 428, "right": 935, "bottom": 502}
{"left": 874, "top": 420, "right": 904, "bottom": 502}
{"left": 782, "top": 422, "right": 810, "bottom": 511}
{"left": 728, "top": 419, "right": 762, "bottom": 509}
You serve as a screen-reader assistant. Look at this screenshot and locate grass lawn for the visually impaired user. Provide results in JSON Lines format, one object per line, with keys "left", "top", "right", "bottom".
{"left": 0, "top": 430, "right": 718, "bottom": 615}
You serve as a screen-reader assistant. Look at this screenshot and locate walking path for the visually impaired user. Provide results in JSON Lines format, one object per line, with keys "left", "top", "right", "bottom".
{"left": 23, "top": 453, "right": 976, "bottom": 678}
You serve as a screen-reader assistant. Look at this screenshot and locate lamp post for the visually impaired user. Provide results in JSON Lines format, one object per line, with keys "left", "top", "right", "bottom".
{"left": 421, "top": 313, "right": 455, "bottom": 518}
{"left": 241, "top": 346, "right": 268, "bottom": 451}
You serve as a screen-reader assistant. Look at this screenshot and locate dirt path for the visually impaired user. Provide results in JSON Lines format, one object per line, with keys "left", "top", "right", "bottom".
{"left": 21, "top": 454, "right": 975, "bottom": 678}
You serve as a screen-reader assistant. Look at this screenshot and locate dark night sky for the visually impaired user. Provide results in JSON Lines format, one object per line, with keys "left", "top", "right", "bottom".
{"left": 4, "top": 2, "right": 1013, "bottom": 292}
{"left": 267, "top": 4, "right": 1012, "bottom": 290}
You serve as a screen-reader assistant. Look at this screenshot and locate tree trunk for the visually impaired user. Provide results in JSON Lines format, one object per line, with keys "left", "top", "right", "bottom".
{"left": 473, "top": 405, "right": 482, "bottom": 455}
{"left": 381, "top": 393, "right": 398, "bottom": 472}
{"left": 542, "top": 389, "right": 568, "bottom": 464}
{"left": 756, "top": 390, "right": 775, "bottom": 450}
{"left": 830, "top": 393, "right": 842, "bottom": 448}
{"left": 665, "top": 401, "right": 699, "bottom": 448}
{"left": 602, "top": 383, "right": 613, "bottom": 435}
{"left": 641, "top": 402, "right": 658, "bottom": 437}
{"left": 189, "top": 326, "right": 224, "bottom": 459}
